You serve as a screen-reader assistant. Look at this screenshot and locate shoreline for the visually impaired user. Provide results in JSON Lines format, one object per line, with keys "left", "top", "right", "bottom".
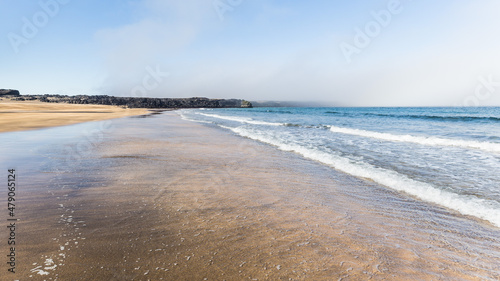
{"left": 0, "top": 99, "right": 149, "bottom": 133}
{"left": 1, "top": 111, "right": 499, "bottom": 280}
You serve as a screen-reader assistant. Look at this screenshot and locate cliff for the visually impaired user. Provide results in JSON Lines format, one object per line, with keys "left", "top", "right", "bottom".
{"left": 9, "top": 94, "right": 252, "bottom": 109}
{"left": 0, "top": 89, "right": 20, "bottom": 96}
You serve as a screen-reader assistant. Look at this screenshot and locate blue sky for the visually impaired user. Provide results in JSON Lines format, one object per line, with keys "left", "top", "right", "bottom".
{"left": 1, "top": 0, "right": 500, "bottom": 106}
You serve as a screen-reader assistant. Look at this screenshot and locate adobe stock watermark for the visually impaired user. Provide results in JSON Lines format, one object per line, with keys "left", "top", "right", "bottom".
{"left": 186, "top": 139, "right": 261, "bottom": 209}
{"left": 131, "top": 65, "right": 170, "bottom": 97}
{"left": 8, "top": 0, "right": 71, "bottom": 54}
{"left": 340, "top": 0, "right": 410, "bottom": 64}
{"left": 62, "top": 120, "right": 111, "bottom": 166}
{"left": 62, "top": 64, "right": 169, "bottom": 165}
{"left": 213, "top": 0, "right": 244, "bottom": 21}
{"left": 456, "top": 75, "right": 499, "bottom": 107}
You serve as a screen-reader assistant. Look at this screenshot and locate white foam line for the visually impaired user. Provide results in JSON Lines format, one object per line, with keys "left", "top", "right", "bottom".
{"left": 177, "top": 112, "right": 213, "bottom": 124}
{"left": 197, "top": 113, "right": 282, "bottom": 126}
{"left": 329, "top": 125, "right": 500, "bottom": 153}
{"left": 226, "top": 126, "right": 500, "bottom": 227}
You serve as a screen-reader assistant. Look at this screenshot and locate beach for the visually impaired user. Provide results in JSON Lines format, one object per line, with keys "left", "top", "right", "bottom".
{"left": 1, "top": 111, "right": 499, "bottom": 280}
{"left": 3, "top": 0, "right": 499, "bottom": 279}
{"left": 0, "top": 99, "right": 148, "bottom": 133}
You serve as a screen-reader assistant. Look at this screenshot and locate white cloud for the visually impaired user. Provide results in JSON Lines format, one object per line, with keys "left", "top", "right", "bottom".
{"left": 94, "top": 0, "right": 214, "bottom": 96}
{"left": 91, "top": 0, "right": 500, "bottom": 106}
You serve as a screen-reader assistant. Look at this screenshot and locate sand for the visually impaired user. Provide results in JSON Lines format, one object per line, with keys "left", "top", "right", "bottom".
{"left": 0, "top": 99, "right": 148, "bottom": 133}
{"left": 2, "top": 111, "right": 499, "bottom": 280}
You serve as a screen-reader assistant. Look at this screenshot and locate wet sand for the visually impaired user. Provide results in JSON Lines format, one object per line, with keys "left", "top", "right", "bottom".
{"left": 2, "top": 112, "right": 500, "bottom": 280}
{"left": 0, "top": 99, "right": 148, "bottom": 132}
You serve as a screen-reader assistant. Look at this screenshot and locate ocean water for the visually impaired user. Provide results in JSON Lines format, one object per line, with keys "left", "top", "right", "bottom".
{"left": 179, "top": 107, "right": 500, "bottom": 228}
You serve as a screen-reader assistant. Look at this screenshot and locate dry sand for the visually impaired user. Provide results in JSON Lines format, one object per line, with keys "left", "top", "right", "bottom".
{"left": 5, "top": 112, "right": 498, "bottom": 280}
{"left": 0, "top": 99, "right": 148, "bottom": 133}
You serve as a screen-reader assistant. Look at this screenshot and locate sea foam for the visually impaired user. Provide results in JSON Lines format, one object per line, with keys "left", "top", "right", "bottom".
{"left": 227, "top": 125, "right": 500, "bottom": 227}
{"left": 198, "top": 113, "right": 282, "bottom": 126}
{"left": 329, "top": 125, "right": 500, "bottom": 153}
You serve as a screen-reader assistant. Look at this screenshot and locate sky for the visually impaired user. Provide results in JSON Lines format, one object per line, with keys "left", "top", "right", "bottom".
{"left": 1, "top": 0, "right": 500, "bottom": 106}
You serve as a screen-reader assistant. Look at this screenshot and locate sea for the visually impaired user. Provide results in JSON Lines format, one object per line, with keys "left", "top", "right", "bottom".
{"left": 1, "top": 107, "right": 499, "bottom": 278}
{"left": 179, "top": 106, "right": 500, "bottom": 228}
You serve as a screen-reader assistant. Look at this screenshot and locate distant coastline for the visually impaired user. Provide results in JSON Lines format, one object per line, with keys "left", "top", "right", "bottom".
{"left": 0, "top": 89, "right": 253, "bottom": 133}
{"left": 1, "top": 90, "right": 252, "bottom": 109}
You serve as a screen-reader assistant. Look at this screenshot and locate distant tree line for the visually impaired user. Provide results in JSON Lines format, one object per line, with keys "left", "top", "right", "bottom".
{"left": 7, "top": 93, "right": 252, "bottom": 109}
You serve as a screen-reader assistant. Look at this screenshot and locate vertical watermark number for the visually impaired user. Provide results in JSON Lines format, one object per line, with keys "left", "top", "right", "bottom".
{"left": 7, "top": 169, "right": 17, "bottom": 274}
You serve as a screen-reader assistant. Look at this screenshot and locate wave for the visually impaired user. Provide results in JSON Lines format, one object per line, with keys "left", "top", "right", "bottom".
{"left": 375, "top": 113, "right": 500, "bottom": 122}
{"left": 198, "top": 113, "right": 322, "bottom": 129}
{"left": 329, "top": 126, "right": 500, "bottom": 153}
{"left": 325, "top": 111, "right": 500, "bottom": 122}
{"left": 197, "top": 113, "right": 282, "bottom": 126}
{"left": 223, "top": 126, "right": 500, "bottom": 227}
{"left": 177, "top": 112, "right": 214, "bottom": 124}
{"left": 260, "top": 109, "right": 293, "bottom": 114}
{"left": 325, "top": 111, "right": 342, "bottom": 115}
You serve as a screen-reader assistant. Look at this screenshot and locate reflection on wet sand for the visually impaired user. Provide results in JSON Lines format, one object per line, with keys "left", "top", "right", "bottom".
{"left": 131, "top": 109, "right": 174, "bottom": 118}
{"left": 1, "top": 112, "right": 499, "bottom": 280}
